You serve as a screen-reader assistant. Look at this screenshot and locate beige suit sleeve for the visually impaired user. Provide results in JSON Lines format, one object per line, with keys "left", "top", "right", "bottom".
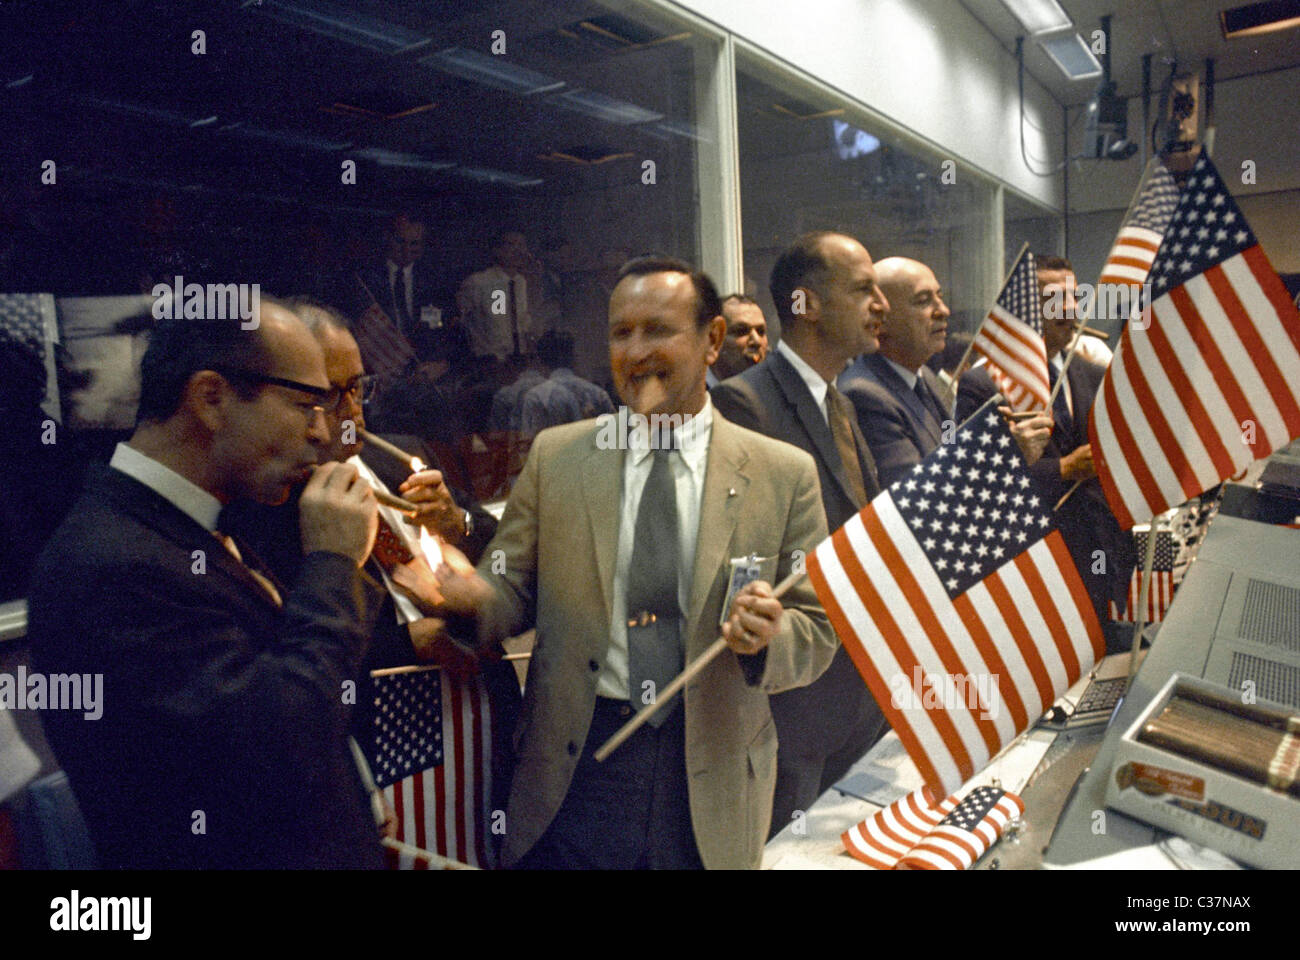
{"left": 758, "top": 455, "right": 839, "bottom": 694}
{"left": 474, "top": 431, "right": 543, "bottom": 643}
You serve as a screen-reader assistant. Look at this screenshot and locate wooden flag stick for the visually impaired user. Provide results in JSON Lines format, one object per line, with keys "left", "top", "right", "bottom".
{"left": 594, "top": 568, "right": 807, "bottom": 763}
{"left": 1127, "top": 516, "right": 1162, "bottom": 688}
{"left": 370, "top": 651, "right": 531, "bottom": 678}
{"left": 945, "top": 242, "right": 1031, "bottom": 410}
{"left": 1054, "top": 478, "right": 1084, "bottom": 511}
{"left": 381, "top": 836, "right": 478, "bottom": 870}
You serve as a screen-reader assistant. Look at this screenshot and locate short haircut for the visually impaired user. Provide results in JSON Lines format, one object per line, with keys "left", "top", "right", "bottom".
{"left": 283, "top": 295, "right": 349, "bottom": 337}
{"left": 769, "top": 231, "right": 842, "bottom": 327}
{"left": 1035, "top": 254, "right": 1074, "bottom": 274}
{"left": 386, "top": 211, "right": 424, "bottom": 235}
{"left": 615, "top": 256, "right": 722, "bottom": 329}
{"left": 136, "top": 306, "right": 284, "bottom": 423}
{"left": 536, "top": 329, "right": 574, "bottom": 369}
{"left": 721, "top": 293, "right": 760, "bottom": 312}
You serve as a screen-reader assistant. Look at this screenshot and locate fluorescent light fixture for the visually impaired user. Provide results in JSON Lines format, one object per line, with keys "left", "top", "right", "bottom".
{"left": 421, "top": 47, "right": 565, "bottom": 96}
{"left": 556, "top": 89, "right": 663, "bottom": 125}
{"left": 82, "top": 96, "right": 199, "bottom": 126}
{"left": 456, "top": 166, "right": 544, "bottom": 187}
{"left": 831, "top": 119, "right": 881, "bottom": 158}
{"left": 1220, "top": 0, "right": 1300, "bottom": 37}
{"left": 1038, "top": 31, "right": 1103, "bottom": 80}
{"left": 999, "top": 0, "right": 1073, "bottom": 35}
{"left": 220, "top": 122, "right": 352, "bottom": 152}
{"left": 6, "top": 74, "right": 34, "bottom": 89}
{"left": 353, "top": 147, "right": 455, "bottom": 171}
{"left": 653, "top": 119, "right": 705, "bottom": 141}
{"left": 254, "top": 0, "right": 431, "bottom": 54}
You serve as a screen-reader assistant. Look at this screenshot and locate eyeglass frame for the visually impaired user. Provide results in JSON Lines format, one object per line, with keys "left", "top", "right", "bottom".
{"left": 210, "top": 365, "right": 331, "bottom": 418}
{"left": 320, "top": 374, "right": 379, "bottom": 413}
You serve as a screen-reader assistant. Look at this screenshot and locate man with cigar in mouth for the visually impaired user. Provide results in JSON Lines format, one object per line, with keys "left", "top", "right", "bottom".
{"left": 839, "top": 256, "right": 954, "bottom": 488}
{"left": 426, "top": 256, "right": 837, "bottom": 869}
{"left": 707, "top": 293, "right": 769, "bottom": 387}
{"left": 222, "top": 298, "right": 515, "bottom": 861}
{"left": 956, "top": 254, "right": 1136, "bottom": 622}
{"left": 29, "top": 301, "right": 385, "bottom": 869}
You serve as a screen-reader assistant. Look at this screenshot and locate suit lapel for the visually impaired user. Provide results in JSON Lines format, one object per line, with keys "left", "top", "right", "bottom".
{"left": 685, "top": 415, "right": 749, "bottom": 649}
{"left": 581, "top": 438, "right": 622, "bottom": 625}
{"left": 769, "top": 351, "right": 858, "bottom": 507}
{"left": 870, "top": 354, "right": 942, "bottom": 449}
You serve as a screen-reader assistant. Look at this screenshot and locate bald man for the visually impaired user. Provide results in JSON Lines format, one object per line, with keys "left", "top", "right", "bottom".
{"left": 838, "top": 257, "right": 954, "bottom": 488}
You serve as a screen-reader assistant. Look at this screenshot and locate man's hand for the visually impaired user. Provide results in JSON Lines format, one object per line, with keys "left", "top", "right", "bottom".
{"left": 398, "top": 469, "right": 467, "bottom": 543}
{"left": 1001, "top": 406, "right": 1053, "bottom": 466}
{"left": 298, "top": 461, "right": 378, "bottom": 565}
{"left": 409, "top": 618, "right": 482, "bottom": 683}
{"left": 390, "top": 541, "right": 492, "bottom": 617}
{"left": 1060, "top": 443, "right": 1096, "bottom": 482}
{"left": 721, "top": 581, "right": 783, "bottom": 655}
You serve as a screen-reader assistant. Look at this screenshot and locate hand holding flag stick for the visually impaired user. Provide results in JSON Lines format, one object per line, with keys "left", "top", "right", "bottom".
{"left": 594, "top": 569, "right": 807, "bottom": 762}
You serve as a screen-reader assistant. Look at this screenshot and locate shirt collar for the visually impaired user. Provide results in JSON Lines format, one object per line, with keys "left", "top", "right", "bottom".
{"left": 109, "top": 442, "right": 223, "bottom": 532}
{"left": 628, "top": 395, "right": 714, "bottom": 473}
{"left": 884, "top": 356, "right": 919, "bottom": 389}
{"left": 777, "top": 339, "right": 829, "bottom": 410}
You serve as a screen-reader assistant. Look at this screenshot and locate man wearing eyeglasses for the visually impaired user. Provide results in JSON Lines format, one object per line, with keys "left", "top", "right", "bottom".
{"left": 28, "top": 300, "right": 388, "bottom": 869}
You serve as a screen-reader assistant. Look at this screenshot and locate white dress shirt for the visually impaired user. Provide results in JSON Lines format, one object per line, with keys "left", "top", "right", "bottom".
{"left": 597, "top": 398, "right": 714, "bottom": 699}
{"left": 458, "top": 265, "right": 530, "bottom": 359}
{"left": 109, "top": 442, "right": 222, "bottom": 532}
{"left": 1049, "top": 354, "right": 1074, "bottom": 417}
{"left": 777, "top": 339, "right": 829, "bottom": 424}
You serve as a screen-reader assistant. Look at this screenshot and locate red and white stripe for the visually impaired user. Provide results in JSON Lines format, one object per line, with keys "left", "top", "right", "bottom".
{"left": 1108, "top": 570, "right": 1174, "bottom": 623}
{"left": 1098, "top": 225, "right": 1164, "bottom": 287}
{"left": 353, "top": 301, "right": 415, "bottom": 377}
{"left": 384, "top": 672, "right": 493, "bottom": 869}
{"left": 972, "top": 306, "right": 1050, "bottom": 412}
{"left": 808, "top": 499, "right": 1102, "bottom": 797}
{"left": 897, "top": 791, "right": 1024, "bottom": 870}
{"left": 842, "top": 788, "right": 952, "bottom": 869}
{"left": 1090, "top": 246, "right": 1300, "bottom": 530}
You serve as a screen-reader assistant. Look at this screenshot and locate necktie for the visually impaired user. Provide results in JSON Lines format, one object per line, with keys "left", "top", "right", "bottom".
{"left": 215, "top": 531, "right": 283, "bottom": 608}
{"left": 826, "top": 384, "right": 869, "bottom": 506}
{"left": 626, "top": 448, "right": 683, "bottom": 726}
{"left": 1049, "top": 362, "right": 1073, "bottom": 436}
{"left": 913, "top": 378, "right": 944, "bottom": 434}
{"left": 371, "top": 514, "right": 415, "bottom": 571}
{"left": 397, "top": 269, "right": 411, "bottom": 332}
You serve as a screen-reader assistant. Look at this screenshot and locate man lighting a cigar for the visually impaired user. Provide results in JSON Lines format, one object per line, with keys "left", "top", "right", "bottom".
{"left": 221, "top": 299, "right": 515, "bottom": 852}
{"left": 956, "top": 255, "right": 1135, "bottom": 622}
{"left": 424, "top": 257, "right": 838, "bottom": 869}
{"left": 29, "top": 303, "right": 385, "bottom": 869}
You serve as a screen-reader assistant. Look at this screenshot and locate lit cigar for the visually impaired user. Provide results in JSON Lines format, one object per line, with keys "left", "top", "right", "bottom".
{"left": 1079, "top": 326, "right": 1110, "bottom": 340}
{"left": 373, "top": 486, "right": 420, "bottom": 515}
{"left": 359, "top": 429, "right": 417, "bottom": 468}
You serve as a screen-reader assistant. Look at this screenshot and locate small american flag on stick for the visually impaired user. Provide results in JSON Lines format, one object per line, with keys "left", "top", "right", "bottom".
{"left": 807, "top": 399, "right": 1103, "bottom": 796}
{"left": 970, "top": 250, "right": 1049, "bottom": 413}
{"left": 352, "top": 280, "right": 415, "bottom": 377}
{"left": 1096, "top": 160, "right": 1180, "bottom": 293}
{"left": 368, "top": 669, "right": 494, "bottom": 869}
{"left": 842, "top": 785, "right": 1024, "bottom": 870}
{"left": 1090, "top": 152, "right": 1300, "bottom": 530}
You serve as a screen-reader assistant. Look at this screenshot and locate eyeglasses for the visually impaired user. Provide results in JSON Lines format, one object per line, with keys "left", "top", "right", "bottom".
{"left": 212, "top": 366, "right": 329, "bottom": 418}
{"left": 322, "top": 374, "right": 378, "bottom": 413}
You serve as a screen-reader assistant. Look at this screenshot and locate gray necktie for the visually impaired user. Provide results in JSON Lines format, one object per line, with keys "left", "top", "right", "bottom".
{"left": 626, "top": 448, "right": 683, "bottom": 725}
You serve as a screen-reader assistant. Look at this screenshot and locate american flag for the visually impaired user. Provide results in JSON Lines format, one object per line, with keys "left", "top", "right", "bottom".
{"left": 1096, "top": 161, "right": 1180, "bottom": 293}
{"left": 971, "top": 251, "right": 1050, "bottom": 412}
{"left": 1089, "top": 153, "right": 1300, "bottom": 530}
{"left": 0, "top": 292, "right": 60, "bottom": 421}
{"left": 1108, "top": 527, "right": 1175, "bottom": 623}
{"left": 842, "top": 785, "right": 1024, "bottom": 870}
{"left": 807, "top": 400, "right": 1103, "bottom": 796}
{"left": 352, "top": 300, "right": 415, "bottom": 378}
{"left": 368, "top": 669, "right": 494, "bottom": 869}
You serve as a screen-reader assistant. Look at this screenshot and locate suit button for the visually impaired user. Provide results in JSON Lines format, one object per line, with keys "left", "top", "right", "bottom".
{"left": 567, "top": 742, "right": 577, "bottom": 756}
{"left": 588, "top": 659, "right": 599, "bottom": 672}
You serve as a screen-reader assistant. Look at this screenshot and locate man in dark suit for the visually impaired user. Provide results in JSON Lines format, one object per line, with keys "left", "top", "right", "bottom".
{"left": 712, "top": 231, "right": 892, "bottom": 836}
{"left": 28, "top": 301, "right": 385, "bottom": 869}
{"left": 352, "top": 212, "right": 459, "bottom": 361}
{"left": 839, "top": 257, "right": 954, "bottom": 488}
{"left": 957, "top": 255, "right": 1135, "bottom": 620}
{"left": 222, "top": 300, "right": 517, "bottom": 856}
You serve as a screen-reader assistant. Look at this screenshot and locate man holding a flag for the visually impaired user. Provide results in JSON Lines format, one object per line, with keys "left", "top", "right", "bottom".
{"left": 958, "top": 256, "right": 1135, "bottom": 621}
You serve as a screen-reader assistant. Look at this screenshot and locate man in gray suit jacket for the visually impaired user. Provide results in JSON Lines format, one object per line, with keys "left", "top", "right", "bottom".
{"left": 712, "top": 231, "right": 892, "bottom": 836}
{"left": 431, "top": 257, "right": 837, "bottom": 869}
{"left": 839, "top": 257, "right": 954, "bottom": 489}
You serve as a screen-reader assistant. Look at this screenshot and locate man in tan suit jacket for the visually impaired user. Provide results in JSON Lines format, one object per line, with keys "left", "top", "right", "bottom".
{"left": 435, "top": 257, "right": 837, "bottom": 869}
